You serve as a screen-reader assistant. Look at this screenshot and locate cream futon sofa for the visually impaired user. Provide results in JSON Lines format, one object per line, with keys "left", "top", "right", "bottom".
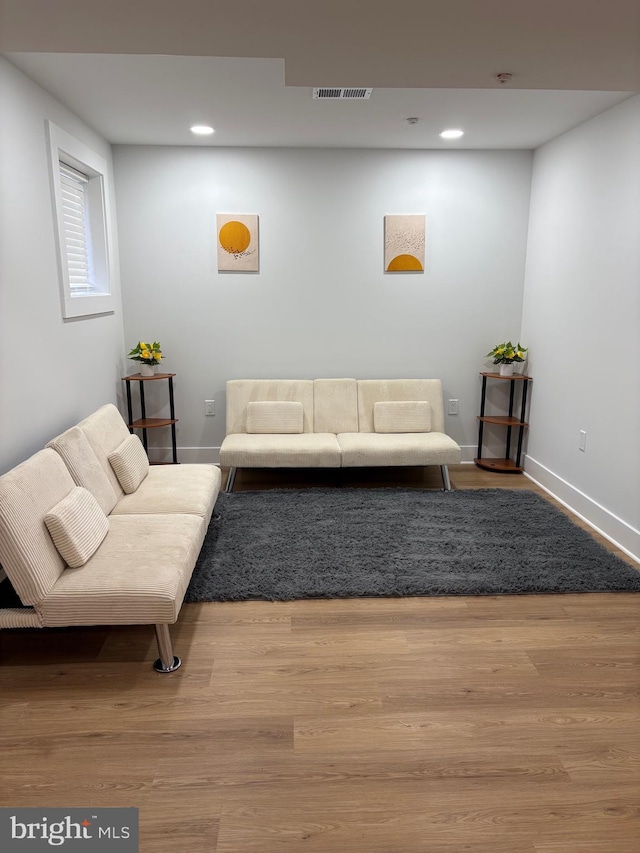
{"left": 220, "top": 379, "right": 461, "bottom": 491}
{"left": 0, "top": 404, "right": 221, "bottom": 672}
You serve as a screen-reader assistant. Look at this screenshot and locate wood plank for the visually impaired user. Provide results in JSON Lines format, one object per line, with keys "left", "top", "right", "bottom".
{"left": 141, "top": 793, "right": 220, "bottom": 853}
{"left": 155, "top": 748, "right": 570, "bottom": 791}
{"left": 404, "top": 618, "right": 640, "bottom": 652}
{"left": 535, "top": 834, "right": 640, "bottom": 853}
{"left": 527, "top": 646, "right": 640, "bottom": 679}
{"left": 556, "top": 741, "right": 640, "bottom": 783}
{"left": 378, "top": 675, "right": 640, "bottom": 713}
{"left": 0, "top": 769, "right": 157, "bottom": 809}
{"left": 215, "top": 783, "right": 637, "bottom": 853}
{"left": 293, "top": 708, "right": 640, "bottom": 754}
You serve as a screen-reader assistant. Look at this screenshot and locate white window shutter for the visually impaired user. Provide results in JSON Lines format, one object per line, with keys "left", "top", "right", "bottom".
{"left": 59, "top": 162, "right": 94, "bottom": 293}
{"left": 48, "top": 121, "right": 114, "bottom": 318}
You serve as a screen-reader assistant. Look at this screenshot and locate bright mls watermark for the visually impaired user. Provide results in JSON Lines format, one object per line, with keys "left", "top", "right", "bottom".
{"left": 0, "top": 809, "right": 138, "bottom": 851}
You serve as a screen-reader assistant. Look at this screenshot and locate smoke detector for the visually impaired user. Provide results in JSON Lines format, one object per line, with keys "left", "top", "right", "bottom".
{"left": 313, "top": 88, "right": 373, "bottom": 100}
{"left": 493, "top": 72, "right": 513, "bottom": 85}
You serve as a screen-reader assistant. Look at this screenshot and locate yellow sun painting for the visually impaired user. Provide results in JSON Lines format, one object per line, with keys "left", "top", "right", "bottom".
{"left": 384, "top": 214, "right": 425, "bottom": 273}
{"left": 217, "top": 214, "right": 259, "bottom": 272}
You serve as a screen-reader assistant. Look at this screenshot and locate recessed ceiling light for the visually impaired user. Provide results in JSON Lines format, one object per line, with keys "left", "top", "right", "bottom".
{"left": 439, "top": 129, "right": 464, "bottom": 140}
{"left": 190, "top": 125, "right": 215, "bottom": 136}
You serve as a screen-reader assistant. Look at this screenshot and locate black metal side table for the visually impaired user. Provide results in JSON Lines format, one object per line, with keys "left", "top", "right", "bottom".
{"left": 121, "top": 372, "right": 178, "bottom": 464}
{"left": 474, "top": 372, "right": 532, "bottom": 473}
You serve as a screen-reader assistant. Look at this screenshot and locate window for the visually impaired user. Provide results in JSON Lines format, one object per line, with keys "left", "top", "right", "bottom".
{"left": 47, "top": 121, "right": 115, "bottom": 318}
{"left": 59, "top": 163, "right": 95, "bottom": 294}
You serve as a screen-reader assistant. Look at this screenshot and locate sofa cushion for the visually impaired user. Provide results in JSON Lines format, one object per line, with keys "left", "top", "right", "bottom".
{"left": 109, "top": 434, "right": 149, "bottom": 493}
{"left": 111, "top": 463, "right": 221, "bottom": 522}
{"left": 220, "top": 433, "right": 342, "bottom": 468}
{"left": 75, "top": 403, "right": 132, "bottom": 498}
{"left": 313, "top": 379, "right": 358, "bottom": 434}
{"left": 0, "top": 449, "right": 75, "bottom": 605}
{"left": 337, "top": 432, "right": 462, "bottom": 467}
{"left": 357, "top": 379, "right": 446, "bottom": 433}
{"left": 246, "top": 401, "right": 304, "bottom": 434}
{"left": 374, "top": 401, "right": 432, "bottom": 433}
{"left": 47, "top": 425, "right": 119, "bottom": 515}
{"left": 39, "top": 513, "right": 206, "bottom": 627}
{"left": 225, "top": 380, "right": 315, "bottom": 434}
{"left": 44, "top": 487, "right": 109, "bottom": 568}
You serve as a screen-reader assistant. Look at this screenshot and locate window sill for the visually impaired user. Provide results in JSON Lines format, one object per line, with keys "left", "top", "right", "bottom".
{"left": 62, "top": 292, "right": 115, "bottom": 319}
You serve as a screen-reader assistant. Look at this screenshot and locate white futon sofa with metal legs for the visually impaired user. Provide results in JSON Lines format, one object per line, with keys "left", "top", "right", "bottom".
{"left": 220, "top": 378, "right": 461, "bottom": 492}
{"left": 0, "top": 404, "right": 221, "bottom": 672}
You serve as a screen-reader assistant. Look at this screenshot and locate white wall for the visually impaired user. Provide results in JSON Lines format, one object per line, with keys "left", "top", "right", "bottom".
{"left": 113, "top": 146, "right": 533, "bottom": 462}
{"left": 0, "top": 57, "right": 125, "bottom": 473}
{"left": 522, "top": 95, "right": 640, "bottom": 558}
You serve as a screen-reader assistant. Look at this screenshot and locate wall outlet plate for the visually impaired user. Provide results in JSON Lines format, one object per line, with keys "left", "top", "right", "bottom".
{"left": 205, "top": 400, "right": 215, "bottom": 416}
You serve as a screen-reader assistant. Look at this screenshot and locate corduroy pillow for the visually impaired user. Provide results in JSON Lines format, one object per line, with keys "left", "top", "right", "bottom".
{"left": 374, "top": 400, "right": 432, "bottom": 433}
{"left": 108, "top": 434, "right": 149, "bottom": 494}
{"left": 44, "top": 486, "right": 109, "bottom": 568}
{"left": 246, "top": 401, "right": 304, "bottom": 434}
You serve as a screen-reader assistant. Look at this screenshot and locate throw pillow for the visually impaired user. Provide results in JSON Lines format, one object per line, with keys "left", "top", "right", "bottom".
{"left": 108, "top": 434, "right": 150, "bottom": 494}
{"left": 44, "top": 486, "right": 109, "bottom": 568}
{"left": 374, "top": 400, "right": 432, "bottom": 433}
{"left": 246, "top": 401, "right": 304, "bottom": 434}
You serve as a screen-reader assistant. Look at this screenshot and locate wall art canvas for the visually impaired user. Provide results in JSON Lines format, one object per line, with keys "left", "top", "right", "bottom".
{"left": 384, "top": 214, "right": 425, "bottom": 272}
{"left": 217, "top": 214, "right": 259, "bottom": 272}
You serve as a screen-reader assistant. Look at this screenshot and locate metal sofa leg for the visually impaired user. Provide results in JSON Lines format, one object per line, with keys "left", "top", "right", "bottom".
{"left": 225, "top": 466, "right": 237, "bottom": 493}
{"left": 153, "top": 624, "right": 181, "bottom": 673}
{"left": 440, "top": 465, "right": 452, "bottom": 491}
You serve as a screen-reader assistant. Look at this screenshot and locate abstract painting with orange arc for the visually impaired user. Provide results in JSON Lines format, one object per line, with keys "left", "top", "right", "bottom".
{"left": 384, "top": 214, "right": 425, "bottom": 273}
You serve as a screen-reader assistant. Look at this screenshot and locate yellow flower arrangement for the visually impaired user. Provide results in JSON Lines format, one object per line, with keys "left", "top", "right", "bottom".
{"left": 486, "top": 341, "right": 527, "bottom": 365}
{"left": 128, "top": 340, "right": 163, "bottom": 365}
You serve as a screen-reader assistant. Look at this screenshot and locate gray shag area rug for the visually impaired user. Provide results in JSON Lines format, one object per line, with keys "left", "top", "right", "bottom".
{"left": 185, "top": 488, "right": 640, "bottom": 602}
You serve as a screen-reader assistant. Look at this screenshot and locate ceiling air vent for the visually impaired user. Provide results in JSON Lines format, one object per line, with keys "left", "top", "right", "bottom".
{"left": 313, "top": 87, "right": 373, "bottom": 100}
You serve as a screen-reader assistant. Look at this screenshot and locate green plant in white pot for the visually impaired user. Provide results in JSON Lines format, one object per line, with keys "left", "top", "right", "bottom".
{"left": 486, "top": 341, "right": 527, "bottom": 376}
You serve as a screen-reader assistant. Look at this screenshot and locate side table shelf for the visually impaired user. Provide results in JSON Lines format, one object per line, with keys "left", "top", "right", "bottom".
{"left": 474, "top": 372, "right": 532, "bottom": 473}
{"left": 121, "top": 372, "right": 178, "bottom": 464}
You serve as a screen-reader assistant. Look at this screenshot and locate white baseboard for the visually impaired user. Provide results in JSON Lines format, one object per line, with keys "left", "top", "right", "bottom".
{"left": 459, "top": 445, "right": 476, "bottom": 464}
{"left": 524, "top": 455, "right": 640, "bottom": 565}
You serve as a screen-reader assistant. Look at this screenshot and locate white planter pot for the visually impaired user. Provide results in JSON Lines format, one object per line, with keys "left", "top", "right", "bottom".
{"left": 499, "top": 363, "right": 514, "bottom": 376}
{"left": 139, "top": 364, "right": 155, "bottom": 376}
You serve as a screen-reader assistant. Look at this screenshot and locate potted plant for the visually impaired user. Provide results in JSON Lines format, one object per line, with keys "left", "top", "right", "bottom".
{"left": 128, "top": 341, "right": 163, "bottom": 376}
{"left": 486, "top": 341, "right": 527, "bottom": 376}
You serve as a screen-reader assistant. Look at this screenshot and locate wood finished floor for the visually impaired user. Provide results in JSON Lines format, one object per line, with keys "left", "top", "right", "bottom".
{"left": 1, "top": 465, "right": 639, "bottom": 852}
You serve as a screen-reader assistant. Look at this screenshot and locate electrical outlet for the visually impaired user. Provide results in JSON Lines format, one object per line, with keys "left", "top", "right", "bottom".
{"left": 578, "top": 429, "right": 587, "bottom": 452}
{"left": 448, "top": 399, "right": 459, "bottom": 415}
{"left": 205, "top": 400, "right": 215, "bottom": 416}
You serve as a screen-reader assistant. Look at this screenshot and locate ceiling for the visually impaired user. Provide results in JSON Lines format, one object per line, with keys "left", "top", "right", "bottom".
{"left": 2, "top": 0, "right": 639, "bottom": 149}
